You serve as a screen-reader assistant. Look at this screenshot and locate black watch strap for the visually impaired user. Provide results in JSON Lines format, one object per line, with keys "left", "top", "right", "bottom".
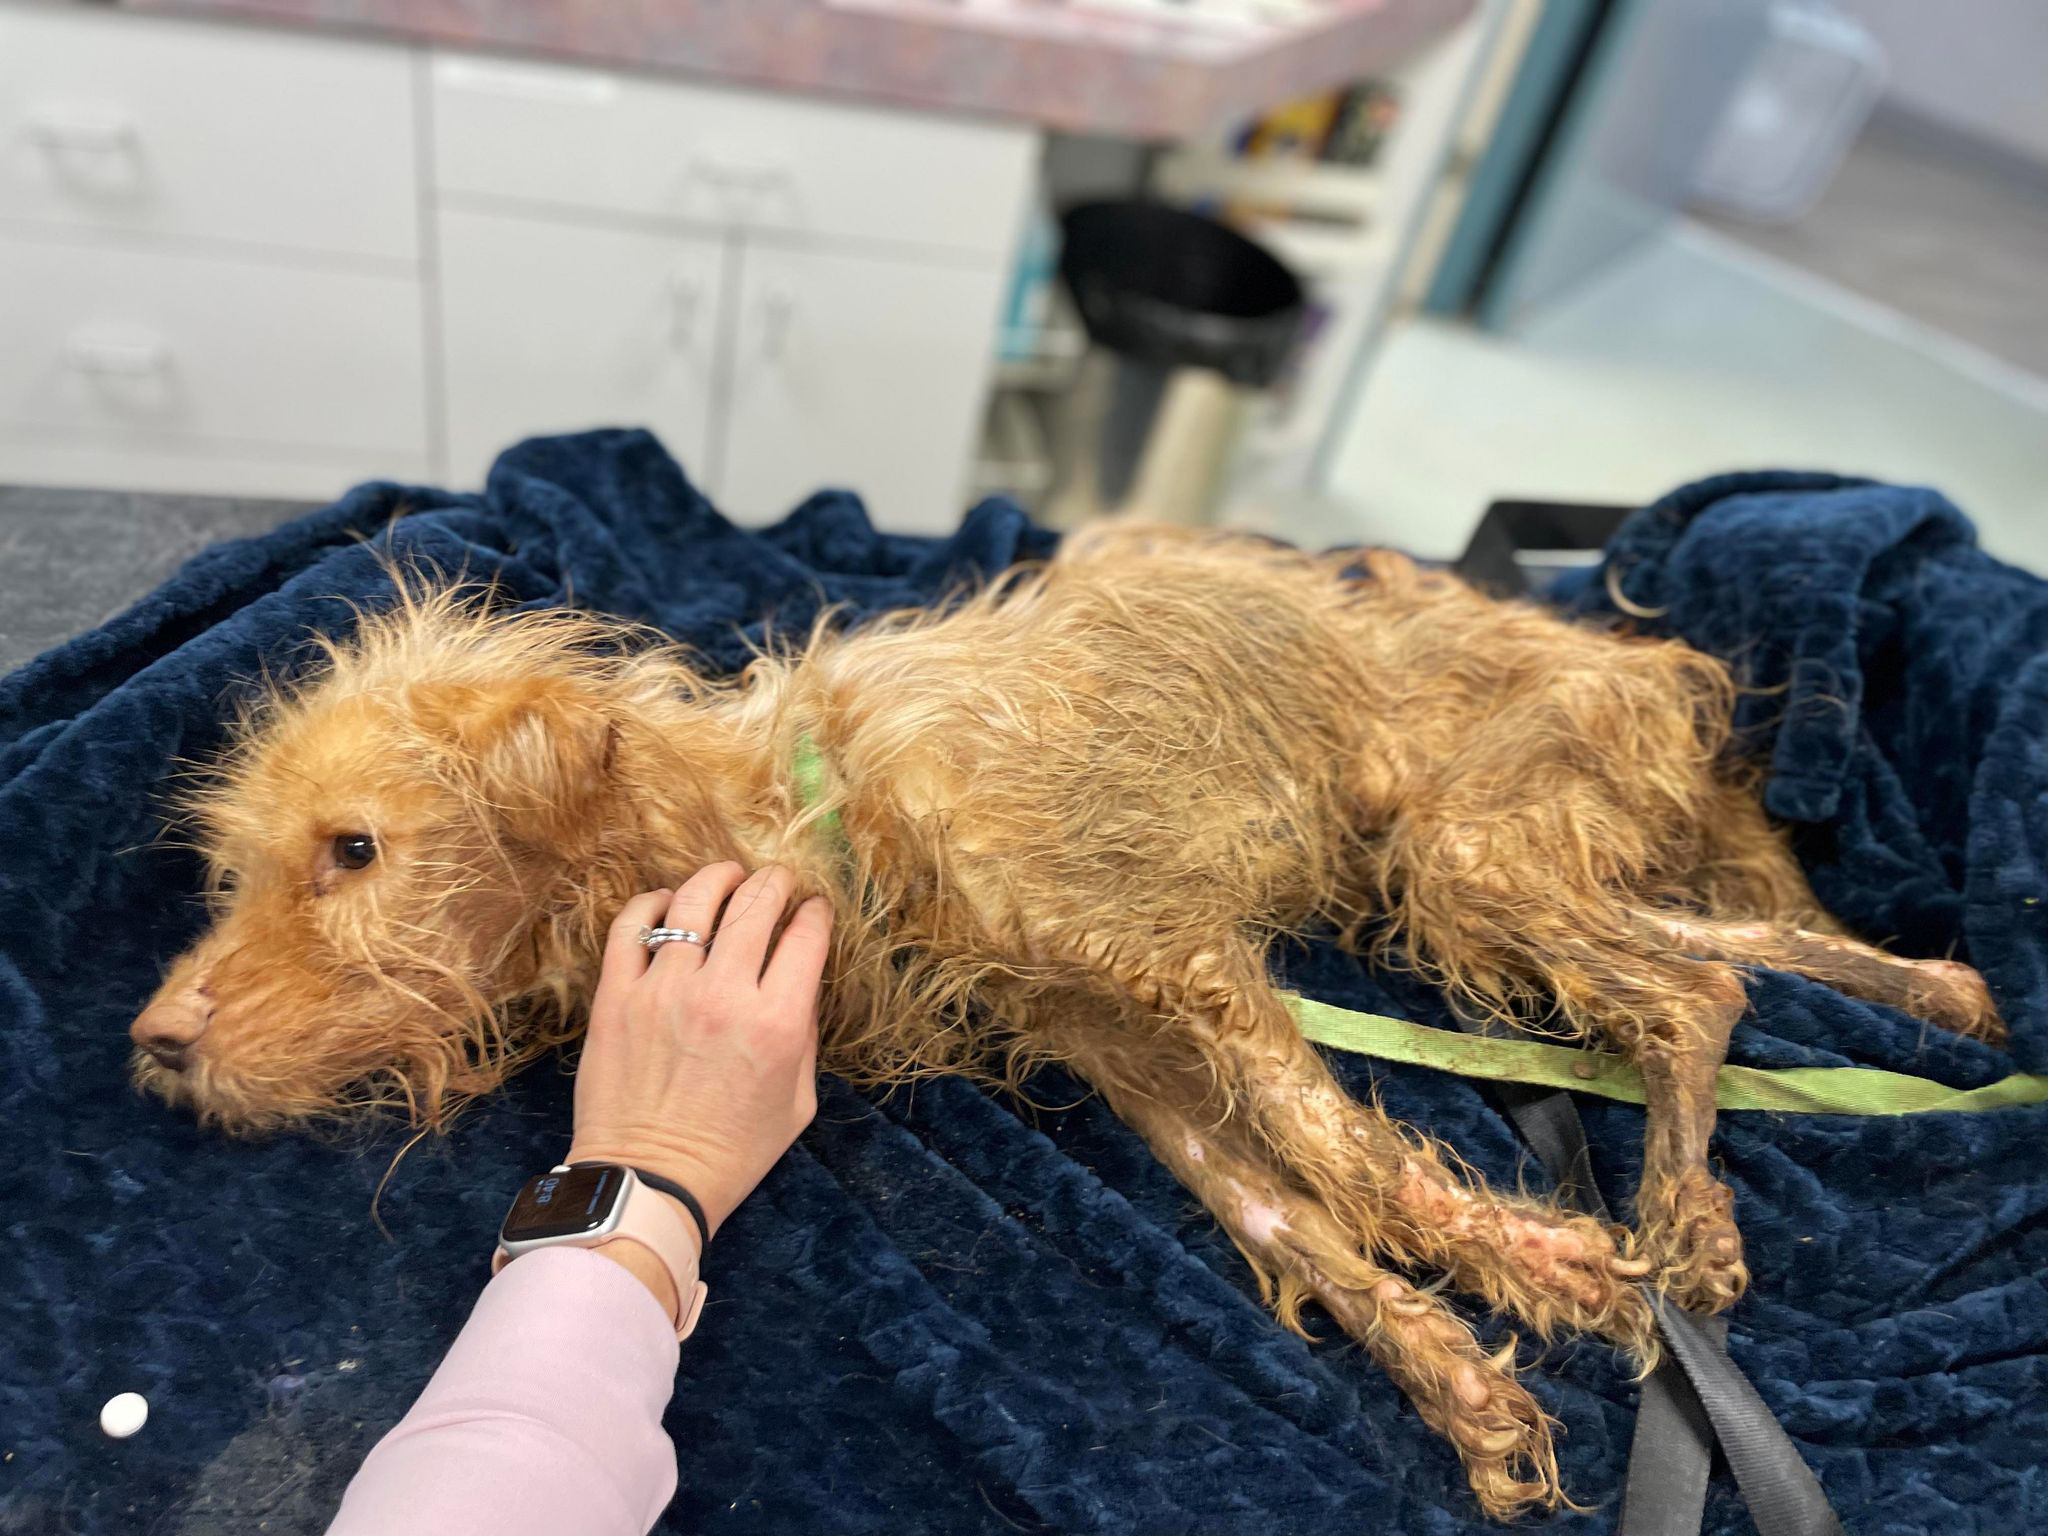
{"left": 571, "top": 1161, "right": 711, "bottom": 1254}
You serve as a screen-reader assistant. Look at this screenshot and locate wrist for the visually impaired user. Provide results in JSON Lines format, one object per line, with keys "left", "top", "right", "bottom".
{"left": 567, "top": 1139, "right": 736, "bottom": 1239}
{"left": 496, "top": 1162, "right": 709, "bottom": 1340}
{"left": 589, "top": 1236, "right": 683, "bottom": 1323}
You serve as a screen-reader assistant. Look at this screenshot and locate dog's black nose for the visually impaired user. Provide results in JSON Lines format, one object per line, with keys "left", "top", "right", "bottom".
{"left": 140, "top": 1037, "right": 192, "bottom": 1072}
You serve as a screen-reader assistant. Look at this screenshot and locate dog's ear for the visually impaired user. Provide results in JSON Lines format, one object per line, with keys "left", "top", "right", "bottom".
{"left": 412, "top": 678, "right": 614, "bottom": 856}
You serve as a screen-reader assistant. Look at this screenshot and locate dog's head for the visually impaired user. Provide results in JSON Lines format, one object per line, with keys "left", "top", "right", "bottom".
{"left": 132, "top": 590, "right": 641, "bottom": 1133}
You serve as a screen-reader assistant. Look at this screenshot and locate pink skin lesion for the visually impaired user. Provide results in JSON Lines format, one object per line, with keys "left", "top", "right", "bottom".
{"left": 1230, "top": 1184, "right": 1291, "bottom": 1247}
{"left": 1397, "top": 1162, "right": 1649, "bottom": 1303}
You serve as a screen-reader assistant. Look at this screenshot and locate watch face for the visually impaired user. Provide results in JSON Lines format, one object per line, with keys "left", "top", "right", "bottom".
{"left": 501, "top": 1165, "right": 626, "bottom": 1243}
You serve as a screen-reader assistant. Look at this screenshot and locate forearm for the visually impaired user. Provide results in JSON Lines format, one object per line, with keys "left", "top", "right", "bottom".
{"left": 327, "top": 1248, "right": 682, "bottom": 1536}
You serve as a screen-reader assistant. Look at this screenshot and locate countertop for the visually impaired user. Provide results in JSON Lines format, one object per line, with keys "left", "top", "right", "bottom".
{"left": 118, "top": 0, "right": 1474, "bottom": 141}
{"left": 0, "top": 486, "right": 306, "bottom": 675}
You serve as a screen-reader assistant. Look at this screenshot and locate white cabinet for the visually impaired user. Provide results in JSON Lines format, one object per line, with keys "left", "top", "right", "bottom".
{"left": 0, "top": 6, "right": 417, "bottom": 261}
{"left": 0, "top": 6, "right": 428, "bottom": 495}
{"left": 0, "top": 5, "right": 1037, "bottom": 530}
{"left": 0, "top": 232, "right": 427, "bottom": 456}
{"left": 427, "top": 51, "right": 1033, "bottom": 531}
{"left": 430, "top": 54, "right": 1030, "bottom": 258}
{"left": 722, "top": 244, "right": 1010, "bottom": 526}
{"left": 438, "top": 208, "right": 727, "bottom": 490}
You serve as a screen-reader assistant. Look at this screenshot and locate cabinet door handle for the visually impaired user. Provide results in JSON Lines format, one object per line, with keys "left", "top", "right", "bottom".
{"left": 692, "top": 157, "right": 790, "bottom": 191}
{"left": 435, "top": 58, "right": 619, "bottom": 105}
{"left": 22, "top": 109, "right": 138, "bottom": 155}
{"left": 690, "top": 156, "right": 792, "bottom": 223}
{"left": 759, "top": 289, "right": 794, "bottom": 364}
{"left": 667, "top": 272, "right": 701, "bottom": 349}
{"left": 67, "top": 335, "right": 168, "bottom": 377}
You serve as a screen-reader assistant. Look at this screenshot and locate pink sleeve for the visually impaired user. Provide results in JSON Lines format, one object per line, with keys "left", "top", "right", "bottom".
{"left": 326, "top": 1247, "right": 682, "bottom": 1536}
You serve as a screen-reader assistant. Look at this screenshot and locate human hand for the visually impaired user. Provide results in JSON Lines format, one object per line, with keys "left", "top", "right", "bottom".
{"left": 568, "top": 864, "right": 831, "bottom": 1245}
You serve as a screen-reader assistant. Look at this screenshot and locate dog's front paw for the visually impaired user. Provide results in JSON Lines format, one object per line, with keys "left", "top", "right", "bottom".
{"left": 1474, "top": 1202, "right": 1658, "bottom": 1356}
{"left": 1638, "top": 1166, "right": 1747, "bottom": 1314}
{"left": 1446, "top": 1350, "right": 1563, "bottom": 1522}
{"left": 1393, "top": 1165, "right": 1658, "bottom": 1352}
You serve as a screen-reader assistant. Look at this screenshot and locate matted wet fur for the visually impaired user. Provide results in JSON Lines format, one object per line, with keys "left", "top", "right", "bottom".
{"left": 132, "top": 526, "right": 2005, "bottom": 1518}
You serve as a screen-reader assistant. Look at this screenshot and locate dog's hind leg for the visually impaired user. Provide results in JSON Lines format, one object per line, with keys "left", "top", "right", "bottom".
{"left": 1650, "top": 915, "right": 2007, "bottom": 1045}
{"left": 1385, "top": 819, "right": 1755, "bottom": 1312}
{"left": 1050, "top": 1020, "right": 1565, "bottom": 1520}
{"left": 1684, "top": 779, "right": 1834, "bottom": 927}
{"left": 1600, "top": 956, "right": 1752, "bottom": 1315}
{"left": 1674, "top": 784, "right": 2006, "bottom": 1040}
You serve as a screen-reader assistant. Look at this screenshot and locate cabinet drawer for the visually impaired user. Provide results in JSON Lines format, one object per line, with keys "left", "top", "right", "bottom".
{"left": 0, "top": 7, "right": 417, "bottom": 261}
{"left": 0, "top": 231, "right": 427, "bottom": 456}
{"left": 432, "top": 53, "right": 1033, "bottom": 258}
{"left": 437, "top": 207, "right": 725, "bottom": 491}
{"left": 721, "top": 243, "right": 1006, "bottom": 532}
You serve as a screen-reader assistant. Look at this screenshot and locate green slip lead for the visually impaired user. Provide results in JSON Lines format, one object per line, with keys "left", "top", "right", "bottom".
{"left": 791, "top": 732, "right": 848, "bottom": 851}
{"left": 1287, "top": 994, "right": 2048, "bottom": 1117}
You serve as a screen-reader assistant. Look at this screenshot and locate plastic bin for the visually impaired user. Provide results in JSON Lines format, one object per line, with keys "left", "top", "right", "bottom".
{"left": 1692, "top": 2, "right": 1887, "bottom": 225}
{"left": 1048, "top": 200, "right": 1305, "bottom": 524}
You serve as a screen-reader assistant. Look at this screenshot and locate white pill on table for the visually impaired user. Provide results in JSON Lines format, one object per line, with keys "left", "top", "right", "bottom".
{"left": 99, "top": 1392, "right": 149, "bottom": 1439}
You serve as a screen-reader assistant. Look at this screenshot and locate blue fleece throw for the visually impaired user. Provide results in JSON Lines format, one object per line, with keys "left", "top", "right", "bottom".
{"left": 2, "top": 439, "right": 2043, "bottom": 1534}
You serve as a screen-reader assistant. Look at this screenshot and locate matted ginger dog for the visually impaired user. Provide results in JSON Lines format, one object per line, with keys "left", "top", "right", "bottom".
{"left": 131, "top": 525, "right": 2003, "bottom": 1517}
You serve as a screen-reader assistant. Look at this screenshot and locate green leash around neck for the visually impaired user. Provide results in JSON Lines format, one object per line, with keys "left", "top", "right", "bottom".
{"left": 790, "top": 732, "right": 847, "bottom": 851}
{"left": 790, "top": 734, "right": 2045, "bottom": 1117}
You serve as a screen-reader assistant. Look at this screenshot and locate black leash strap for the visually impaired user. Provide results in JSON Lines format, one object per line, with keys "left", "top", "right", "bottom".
{"left": 1456, "top": 1068, "right": 1844, "bottom": 1535}
{"left": 1640, "top": 1296, "right": 1843, "bottom": 1536}
{"left": 1621, "top": 1325, "right": 1721, "bottom": 1536}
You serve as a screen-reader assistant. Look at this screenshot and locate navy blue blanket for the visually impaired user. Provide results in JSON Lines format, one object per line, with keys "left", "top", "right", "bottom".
{"left": 3, "top": 438, "right": 2043, "bottom": 1535}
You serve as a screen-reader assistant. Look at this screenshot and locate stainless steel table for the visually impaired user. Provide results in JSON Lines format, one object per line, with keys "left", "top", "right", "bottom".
{"left": 0, "top": 487, "right": 308, "bottom": 675}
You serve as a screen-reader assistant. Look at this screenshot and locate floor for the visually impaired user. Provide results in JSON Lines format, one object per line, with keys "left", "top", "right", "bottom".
{"left": 1701, "top": 112, "right": 2048, "bottom": 382}
{"left": 1312, "top": 219, "right": 2048, "bottom": 572}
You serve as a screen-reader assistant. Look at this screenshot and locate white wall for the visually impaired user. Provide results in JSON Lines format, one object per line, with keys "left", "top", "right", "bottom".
{"left": 1838, "top": 0, "right": 2048, "bottom": 166}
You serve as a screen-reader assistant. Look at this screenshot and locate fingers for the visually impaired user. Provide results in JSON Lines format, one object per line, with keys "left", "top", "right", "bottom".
{"left": 614, "top": 866, "right": 827, "bottom": 1001}
{"left": 599, "top": 889, "right": 674, "bottom": 994}
{"left": 652, "top": 862, "right": 749, "bottom": 975}
{"left": 767, "top": 896, "right": 831, "bottom": 1101}
{"left": 763, "top": 895, "right": 834, "bottom": 1016}
{"left": 704, "top": 865, "right": 796, "bottom": 983}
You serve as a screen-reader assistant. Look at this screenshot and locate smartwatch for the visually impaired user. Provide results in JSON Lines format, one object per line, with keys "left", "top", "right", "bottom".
{"left": 494, "top": 1162, "right": 710, "bottom": 1341}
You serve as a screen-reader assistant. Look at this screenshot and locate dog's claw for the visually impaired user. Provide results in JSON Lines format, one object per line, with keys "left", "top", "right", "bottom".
{"left": 1470, "top": 1425, "right": 1529, "bottom": 1457}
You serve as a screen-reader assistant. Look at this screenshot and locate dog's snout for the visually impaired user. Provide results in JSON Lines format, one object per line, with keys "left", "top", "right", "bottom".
{"left": 131, "top": 986, "right": 213, "bottom": 1073}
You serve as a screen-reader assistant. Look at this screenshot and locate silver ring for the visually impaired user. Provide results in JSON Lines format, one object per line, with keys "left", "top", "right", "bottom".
{"left": 638, "top": 925, "right": 709, "bottom": 952}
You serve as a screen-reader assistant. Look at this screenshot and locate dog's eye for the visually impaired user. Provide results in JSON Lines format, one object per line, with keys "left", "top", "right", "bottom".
{"left": 333, "top": 833, "right": 377, "bottom": 871}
